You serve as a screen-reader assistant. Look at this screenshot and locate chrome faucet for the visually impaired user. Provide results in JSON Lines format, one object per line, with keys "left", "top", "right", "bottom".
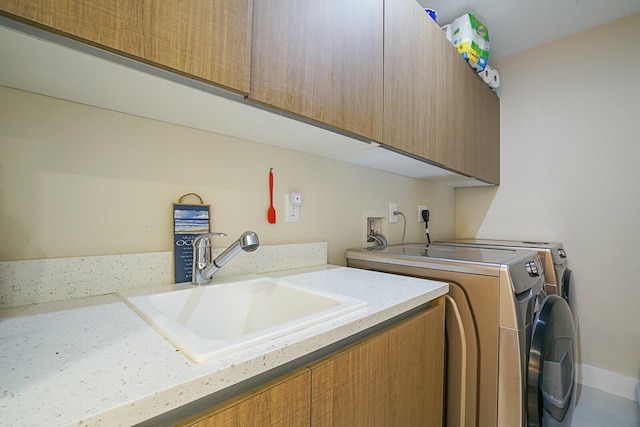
{"left": 367, "top": 231, "right": 387, "bottom": 250}
{"left": 192, "top": 231, "right": 260, "bottom": 285}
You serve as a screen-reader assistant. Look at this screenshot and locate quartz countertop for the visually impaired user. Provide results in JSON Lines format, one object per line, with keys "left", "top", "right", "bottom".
{"left": 0, "top": 265, "right": 448, "bottom": 426}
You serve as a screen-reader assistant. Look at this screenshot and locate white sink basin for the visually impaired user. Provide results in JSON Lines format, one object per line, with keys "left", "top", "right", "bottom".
{"left": 119, "top": 278, "right": 367, "bottom": 363}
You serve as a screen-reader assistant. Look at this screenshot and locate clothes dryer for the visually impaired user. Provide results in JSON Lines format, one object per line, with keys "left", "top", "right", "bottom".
{"left": 437, "top": 239, "right": 572, "bottom": 306}
{"left": 345, "top": 243, "right": 576, "bottom": 427}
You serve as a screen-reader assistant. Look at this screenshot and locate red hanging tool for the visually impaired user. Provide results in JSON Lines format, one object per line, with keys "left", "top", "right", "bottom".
{"left": 267, "top": 168, "right": 276, "bottom": 224}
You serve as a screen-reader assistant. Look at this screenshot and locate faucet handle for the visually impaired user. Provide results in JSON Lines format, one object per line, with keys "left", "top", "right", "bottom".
{"left": 192, "top": 232, "right": 227, "bottom": 273}
{"left": 193, "top": 232, "right": 227, "bottom": 248}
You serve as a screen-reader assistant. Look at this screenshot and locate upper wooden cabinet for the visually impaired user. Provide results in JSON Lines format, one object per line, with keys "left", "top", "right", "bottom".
{"left": 1, "top": 0, "right": 499, "bottom": 184}
{"left": 383, "top": 0, "right": 500, "bottom": 184}
{"left": 0, "top": 0, "right": 252, "bottom": 94}
{"left": 458, "top": 64, "right": 500, "bottom": 184}
{"left": 250, "top": 0, "right": 384, "bottom": 142}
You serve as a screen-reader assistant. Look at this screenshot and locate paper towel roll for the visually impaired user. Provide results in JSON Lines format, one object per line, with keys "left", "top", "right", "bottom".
{"left": 479, "top": 65, "right": 492, "bottom": 84}
{"left": 488, "top": 66, "right": 500, "bottom": 89}
{"left": 478, "top": 65, "right": 500, "bottom": 89}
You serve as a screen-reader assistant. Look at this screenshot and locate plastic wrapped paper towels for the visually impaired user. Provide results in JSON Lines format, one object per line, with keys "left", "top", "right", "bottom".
{"left": 478, "top": 64, "right": 500, "bottom": 89}
{"left": 450, "top": 13, "right": 490, "bottom": 72}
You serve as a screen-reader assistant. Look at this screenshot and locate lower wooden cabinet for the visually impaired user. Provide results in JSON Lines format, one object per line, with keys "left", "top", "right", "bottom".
{"left": 179, "top": 301, "right": 444, "bottom": 427}
{"left": 177, "top": 369, "right": 311, "bottom": 427}
{"left": 310, "top": 302, "right": 444, "bottom": 427}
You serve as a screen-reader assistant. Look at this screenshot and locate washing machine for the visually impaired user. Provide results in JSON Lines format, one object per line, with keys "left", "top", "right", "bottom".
{"left": 345, "top": 243, "right": 576, "bottom": 427}
{"left": 436, "top": 239, "right": 572, "bottom": 307}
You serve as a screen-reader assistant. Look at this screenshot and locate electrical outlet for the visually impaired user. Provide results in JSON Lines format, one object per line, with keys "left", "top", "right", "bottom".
{"left": 285, "top": 194, "right": 300, "bottom": 222}
{"left": 389, "top": 203, "right": 398, "bottom": 223}
{"left": 418, "top": 205, "right": 428, "bottom": 222}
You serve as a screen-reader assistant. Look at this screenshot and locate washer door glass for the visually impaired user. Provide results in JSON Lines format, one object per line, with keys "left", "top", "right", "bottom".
{"left": 527, "top": 295, "right": 576, "bottom": 427}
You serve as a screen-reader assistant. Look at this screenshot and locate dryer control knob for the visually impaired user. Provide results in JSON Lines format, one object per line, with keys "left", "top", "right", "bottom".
{"left": 526, "top": 261, "right": 540, "bottom": 277}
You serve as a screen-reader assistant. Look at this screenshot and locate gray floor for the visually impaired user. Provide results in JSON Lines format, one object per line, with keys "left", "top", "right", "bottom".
{"left": 572, "top": 385, "right": 639, "bottom": 427}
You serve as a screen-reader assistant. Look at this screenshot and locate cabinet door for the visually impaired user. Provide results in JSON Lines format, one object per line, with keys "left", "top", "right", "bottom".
{"left": 460, "top": 67, "right": 500, "bottom": 184}
{"left": 0, "top": 0, "right": 252, "bottom": 94}
{"left": 250, "top": 0, "right": 383, "bottom": 142}
{"left": 310, "top": 324, "right": 391, "bottom": 426}
{"left": 387, "top": 304, "right": 445, "bottom": 426}
{"left": 178, "top": 369, "right": 311, "bottom": 427}
{"left": 383, "top": 0, "right": 499, "bottom": 184}
{"left": 310, "top": 303, "right": 445, "bottom": 427}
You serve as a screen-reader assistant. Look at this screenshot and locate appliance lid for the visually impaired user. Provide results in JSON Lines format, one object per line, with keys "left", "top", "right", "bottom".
{"left": 346, "top": 243, "right": 531, "bottom": 265}
{"left": 447, "top": 238, "right": 562, "bottom": 249}
{"left": 438, "top": 239, "right": 568, "bottom": 266}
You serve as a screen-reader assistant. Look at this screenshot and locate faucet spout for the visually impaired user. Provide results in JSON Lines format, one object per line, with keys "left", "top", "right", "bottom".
{"left": 367, "top": 231, "right": 387, "bottom": 250}
{"left": 212, "top": 231, "right": 260, "bottom": 268}
{"left": 192, "top": 231, "right": 260, "bottom": 285}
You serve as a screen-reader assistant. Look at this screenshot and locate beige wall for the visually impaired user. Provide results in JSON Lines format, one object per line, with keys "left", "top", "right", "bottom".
{"left": 0, "top": 85, "right": 455, "bottom": 265}
{"left": 456, "top": 14, "right": 640, "bottom": 379}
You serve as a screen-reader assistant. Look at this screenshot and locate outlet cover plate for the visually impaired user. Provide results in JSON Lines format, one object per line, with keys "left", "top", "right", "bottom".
{"left": 418, "top": 205, "right": 428, "bottom": 223}
{"left": 286, "top": 194, "right": 300, "bottom": 222}
{"left": 389, "top": 203, "right": 398, "bottom": 223}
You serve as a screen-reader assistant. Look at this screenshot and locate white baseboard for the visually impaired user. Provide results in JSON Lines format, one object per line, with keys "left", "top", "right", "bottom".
{"left": 578, "top": 364, "right": 639, "bottom": 401}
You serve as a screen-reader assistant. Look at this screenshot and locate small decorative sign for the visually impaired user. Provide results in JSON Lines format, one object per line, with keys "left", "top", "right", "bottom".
{"left": 173, "top": 193, "right": 210, "bottom": 284}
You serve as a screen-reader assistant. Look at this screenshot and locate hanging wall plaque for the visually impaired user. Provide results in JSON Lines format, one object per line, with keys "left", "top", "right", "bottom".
{"left": 172, "top": 193, "right": 210, "bottom": 283}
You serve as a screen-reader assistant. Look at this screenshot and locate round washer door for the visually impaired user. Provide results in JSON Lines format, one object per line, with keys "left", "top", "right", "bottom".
{"left": 527, "top": 294, "right": 576, "bottom": 427}
{"left": 562, "top": 268, "right": 572, "bottom": 303}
